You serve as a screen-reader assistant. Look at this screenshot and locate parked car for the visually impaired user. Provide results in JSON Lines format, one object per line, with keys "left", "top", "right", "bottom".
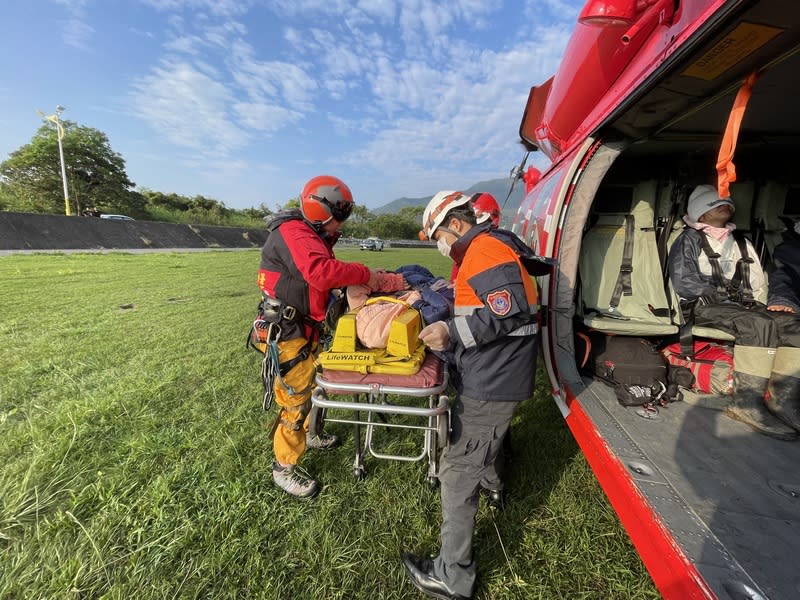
{"left": 359, "top": 237, "right": 384, "bottom": 251}
{"left": 100, "top": 214, "right": 135, "bottom": 221}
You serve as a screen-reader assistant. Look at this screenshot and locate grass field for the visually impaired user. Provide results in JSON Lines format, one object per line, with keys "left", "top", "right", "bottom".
{"left": 0, "top": 248, "right": 658, "bottom": 599}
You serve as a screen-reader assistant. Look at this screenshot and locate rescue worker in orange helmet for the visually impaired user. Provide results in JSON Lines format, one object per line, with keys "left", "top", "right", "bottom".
{"left": 402, "top": 191, "right": 545, "bottom": 599}
{"left": 257, "top": 175, "right": 404, "bottom": 498}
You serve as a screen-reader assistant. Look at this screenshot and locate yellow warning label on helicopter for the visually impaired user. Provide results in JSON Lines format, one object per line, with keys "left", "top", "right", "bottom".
{"left": 683, "top": 22, "right": 783, "bottom": 81}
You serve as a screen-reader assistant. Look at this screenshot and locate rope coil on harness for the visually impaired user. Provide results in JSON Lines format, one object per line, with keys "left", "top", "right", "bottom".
{"left": 261, "top": 323, "right": 281, "bottom": 411}
{"left": 260, "top": 324, "right": 316, "bottom": 412}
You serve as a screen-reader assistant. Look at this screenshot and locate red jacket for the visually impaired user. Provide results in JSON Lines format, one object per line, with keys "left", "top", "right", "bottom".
{"left": 258, "top": 212, "right": 370, "bottom": 338}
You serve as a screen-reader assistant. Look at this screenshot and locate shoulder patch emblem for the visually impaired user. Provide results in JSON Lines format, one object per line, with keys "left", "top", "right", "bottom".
{"left": 486, "top": 289, "right": 512, "bottom": 316}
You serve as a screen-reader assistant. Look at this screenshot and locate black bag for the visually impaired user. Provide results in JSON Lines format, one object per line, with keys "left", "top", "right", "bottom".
{"left": 576, "top": 333, "right": 678, "bottom": 407}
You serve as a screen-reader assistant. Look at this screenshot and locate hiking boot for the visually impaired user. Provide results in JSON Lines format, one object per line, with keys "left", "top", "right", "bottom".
{"left": 306, "top": 431, "right": 340, "bottom": 450}
{"left": 765, "top": 347, "right": 800, "bottom": 432}
{"left": 727, "top": 371, "right": 797, "bottom": 441}
{"left": 484, "top": 488, "right": 505, "bottom": 511}
{"left": 272, "top": 462, "right": 319, "bottom": 498}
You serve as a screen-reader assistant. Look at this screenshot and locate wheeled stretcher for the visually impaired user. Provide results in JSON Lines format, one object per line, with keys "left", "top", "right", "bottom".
{"left": 311, "top": 351, "right": 450, "bottom": 485}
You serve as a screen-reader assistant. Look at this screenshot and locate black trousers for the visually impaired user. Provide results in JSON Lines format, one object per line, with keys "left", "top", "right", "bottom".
{"left": 693, "top": 302, "right": 800, "bottom": 348}
{"left": 432, "top": 395, "right": 519, "bottom": 597}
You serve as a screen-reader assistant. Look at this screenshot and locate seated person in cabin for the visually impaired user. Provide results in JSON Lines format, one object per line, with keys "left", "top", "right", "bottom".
{"left": 767, "top": 232, "right": 800, "bottom": 314}
{"left": 668, "top": 184, "right": 800, "bottom": 440}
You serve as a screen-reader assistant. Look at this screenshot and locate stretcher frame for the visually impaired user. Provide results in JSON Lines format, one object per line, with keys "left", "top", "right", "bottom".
{"left": 311, "top": 365, "right": 450, "bottom": 485}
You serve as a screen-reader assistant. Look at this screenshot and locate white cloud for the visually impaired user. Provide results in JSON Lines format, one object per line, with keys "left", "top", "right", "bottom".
{"left": 396, "top": 0, "right": 500, "bottom": 58}
{"left": 308, "top": 29, "right": 370, "bottom": 78}
{"left": 62, "top": 17, "right": 95, "bottom": 49}
{"left": 121, "top": 0, "right": 579, "bottom": 206}
{"left": 228, "top": 40, "right": 317, "bottom": 111}
{"left": 525, "top": 0, "right": 581, "bottom": 22}
{"left": 338, "top": 22, "right": 572, "bottom": 199}
{"left": 203, "top": 20, "right": 247, "bottom": 47}
{"left": 130, "top": 59, "right": 248, "bottom": 155}
{"left": 138, "top": 0, "right": 252, "bottom": 17}
{"left": 52, "top": 0, "right": 94, "bottom": 49}
{"left": 233, "top": 101, "right": 303, "bottom": 132}
{"left": 164, "top": 34, "right": 205, "bottom": 55}
{"left": 357, "top": 0, "right": 395, "bottom": 23}
{"left": 53, "top": 0, "right": 88, "bottom": 10}
{"left": 129, "top": 27, "right": 155, "bottom": 39}
{"left": 268, "top": 0, "right": 357, "bottom": 18}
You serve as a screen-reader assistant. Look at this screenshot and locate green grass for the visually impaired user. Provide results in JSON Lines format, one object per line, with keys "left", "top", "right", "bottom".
{"left": 0, "top": 249, "right": 658, "bottom": 599}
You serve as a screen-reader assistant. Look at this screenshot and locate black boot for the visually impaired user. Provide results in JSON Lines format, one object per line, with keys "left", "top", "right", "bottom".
{"left": 481, "top": 487, "right": 504, "bottom": 511}
{"left": 765, "top": 347, "right": 800, "bottom": 432}
{"left": 401, "top": 554, "right": 471, "bottom": 600}
{"left": 766, "top": 372, "right": 800, "bottom": 432}
{"left": 726, "top": 372, "right": 797, "bottom": 440}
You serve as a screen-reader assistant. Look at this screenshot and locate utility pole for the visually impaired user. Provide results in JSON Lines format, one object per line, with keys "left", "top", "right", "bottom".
{"left": 53, "top": 106, "right": 71, "bottom": 216}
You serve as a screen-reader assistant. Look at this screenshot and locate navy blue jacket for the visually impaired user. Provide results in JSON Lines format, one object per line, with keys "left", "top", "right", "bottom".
{"left": 768, "top": 240, "right": 800, "bottom": 312}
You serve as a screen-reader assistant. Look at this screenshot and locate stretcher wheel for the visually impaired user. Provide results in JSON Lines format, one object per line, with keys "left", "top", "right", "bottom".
{"left": 437, "top": 396, "right": 450, "bottom": 449}
{"left": 354, "top": 467, "right": 366, "bottom": 480}
{"left": 428, "top": 476, "right": 440, "bottom": 489}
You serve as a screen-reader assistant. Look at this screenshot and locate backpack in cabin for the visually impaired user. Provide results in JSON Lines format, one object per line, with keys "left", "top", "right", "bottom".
{"left": 576, "top": 332, "right": 680, "bottom": 406}
{"left": 661, "top": 341, "right": 734, "bottom": 395}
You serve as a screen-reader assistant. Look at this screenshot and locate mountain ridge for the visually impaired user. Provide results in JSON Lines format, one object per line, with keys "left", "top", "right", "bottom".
{"left": 372, "top": 177, "right": 524, "bottom": 215}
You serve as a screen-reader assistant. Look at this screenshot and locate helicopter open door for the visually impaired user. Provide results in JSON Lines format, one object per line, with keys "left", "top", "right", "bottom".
{"left": 511, "top": 0, "right": 800, "bottom": 597}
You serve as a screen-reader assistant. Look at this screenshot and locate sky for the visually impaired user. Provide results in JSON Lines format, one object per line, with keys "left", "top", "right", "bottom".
{"left": 0, "top": 0, "right": 583, "bottom": 211}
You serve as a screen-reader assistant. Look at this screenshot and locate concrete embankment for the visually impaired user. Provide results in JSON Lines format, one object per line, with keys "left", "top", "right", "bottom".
{"left": 0, "top": 212, "right": 268, "bottom": 252}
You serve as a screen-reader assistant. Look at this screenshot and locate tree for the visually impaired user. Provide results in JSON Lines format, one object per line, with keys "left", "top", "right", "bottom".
{"left": 0, "top": 120, "right": 144, "bottom": 216}
{"left": 282, "top": 198, "right": 300, "bottom": 210}
{"left": 397, "top": 205, "right": 425, "bottom": 223}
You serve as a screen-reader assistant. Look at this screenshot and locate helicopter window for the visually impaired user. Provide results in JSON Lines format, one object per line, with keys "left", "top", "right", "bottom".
{"left": 593, "top": 186, "right": 634, "bottom": 214}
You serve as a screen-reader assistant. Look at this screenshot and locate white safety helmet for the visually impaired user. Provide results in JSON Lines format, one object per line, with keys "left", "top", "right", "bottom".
{"left": 419, "top": 191, "right": 473, "bottom": 240}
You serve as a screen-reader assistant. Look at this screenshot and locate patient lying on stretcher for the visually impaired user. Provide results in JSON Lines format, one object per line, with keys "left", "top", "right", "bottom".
{"left": 318, "top": 264, "right": 455, "bottom": 376}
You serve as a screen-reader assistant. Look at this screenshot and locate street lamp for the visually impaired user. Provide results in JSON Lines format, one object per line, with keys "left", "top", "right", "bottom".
{"left": 53, "top": 106, "right": 72, "bottom": 216}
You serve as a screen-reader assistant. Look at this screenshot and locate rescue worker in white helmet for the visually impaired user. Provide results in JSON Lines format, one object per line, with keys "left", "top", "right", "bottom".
{"left": 257, "top": 175, "right": 405, "bottom": 498}
{"left": 448, "top": 192, "right": 509, "bottom": 508}
{"left": 668, "top": 184, "right": 800, "bottom": 439}
{"left": 402, "top": 191, "right": 550, "bottom": 599}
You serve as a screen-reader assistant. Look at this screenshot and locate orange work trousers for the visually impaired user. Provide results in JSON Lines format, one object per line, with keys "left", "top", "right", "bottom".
{"left": 271, "top": 337, "right": 317, "bottom": 466}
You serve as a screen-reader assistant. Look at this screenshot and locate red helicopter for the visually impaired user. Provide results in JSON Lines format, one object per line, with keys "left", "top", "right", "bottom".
{"left": 509, "top": 0, "right": 800, "bottom": 598}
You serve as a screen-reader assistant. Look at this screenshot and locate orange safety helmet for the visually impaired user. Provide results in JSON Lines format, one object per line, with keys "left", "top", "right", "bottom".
{"left": 471, "top": 192, "right": 501, "bottom": 227}
{"left": 300, "top": 175, "right": 355, "bottom": 225}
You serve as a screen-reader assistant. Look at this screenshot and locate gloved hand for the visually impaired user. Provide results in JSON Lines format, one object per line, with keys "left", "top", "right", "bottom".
{"left": 367, "top": 269, "right": 408, "bottom": 292}
{"left": 367, "top": 268, "right": 385, "bottom": 291}
{"left": 419, "top": 321, "right": 450, "bottom": 351}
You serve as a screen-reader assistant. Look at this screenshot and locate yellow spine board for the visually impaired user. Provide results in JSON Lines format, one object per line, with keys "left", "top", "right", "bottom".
{"left": 329, "top": 312, "right": 358, "bottom": 353}
{"left": 386, "top": 308, "right": 421, "bottom": 357}
{"left": 318, "top": 345, "right": 426, "bottom": 375}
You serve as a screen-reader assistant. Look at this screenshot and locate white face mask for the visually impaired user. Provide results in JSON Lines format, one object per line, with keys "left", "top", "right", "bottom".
{"left": 436, "top": 236, "right": 452, "bottom": 258}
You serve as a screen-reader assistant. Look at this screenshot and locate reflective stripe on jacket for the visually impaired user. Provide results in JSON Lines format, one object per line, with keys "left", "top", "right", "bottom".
{"left": 447, "top": 226, "right": 539, "bottom": 402}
